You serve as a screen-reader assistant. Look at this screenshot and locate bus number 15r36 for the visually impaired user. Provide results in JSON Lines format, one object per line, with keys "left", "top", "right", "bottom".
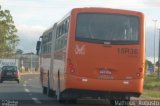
{"left": 118, "top": 48, "right": 138, "bottom": 55}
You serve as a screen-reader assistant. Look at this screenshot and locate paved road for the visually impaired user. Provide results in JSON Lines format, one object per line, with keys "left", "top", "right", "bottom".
{"left": 0, "top": 74, "right": 109, "bottom": 106}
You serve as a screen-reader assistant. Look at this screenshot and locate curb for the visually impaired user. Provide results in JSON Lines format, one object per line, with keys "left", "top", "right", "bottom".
{"left": 20, "top": 72, "right": 40, "bottom": 75}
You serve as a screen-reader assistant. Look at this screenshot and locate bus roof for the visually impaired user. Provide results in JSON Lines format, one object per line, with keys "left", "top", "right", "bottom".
{"left": 41, "top": 23, "right": 57, "bottom": 37}
{"left": 71, "top": 7, "right": 144, "bottom": 16}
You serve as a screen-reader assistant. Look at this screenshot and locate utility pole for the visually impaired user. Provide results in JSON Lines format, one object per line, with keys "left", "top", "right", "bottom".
{"left": 158, "top": 28, "right": 160, "bottom": 78}
{"left": 30, "top": 53, "right": 32, "bottom": 73}
{"left": 153, "top": 20, "right": 157, "bottom": 72}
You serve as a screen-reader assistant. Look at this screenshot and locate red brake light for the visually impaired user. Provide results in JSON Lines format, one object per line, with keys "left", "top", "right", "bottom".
{"left": 139, "top": 67, "right": 143, "bottom": 72}
{"left": 68, "top": 63, "right": 75, "bottom": 73}
{"left": 136, "top": 67, "right": 143, "bottom": 78}
{"left": 1, "top": 71, "right": 4, "bottom": 77}
{"left": 67, "top": 58, "right": 75, "bottom": 73}
{"left": 15, "top": 71, "right": 19, "bottom": 77}
{"left": 69, "top": 63, "right": 73, "bottom": 69}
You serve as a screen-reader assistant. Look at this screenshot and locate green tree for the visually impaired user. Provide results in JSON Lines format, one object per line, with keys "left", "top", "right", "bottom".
{"left": 16, "top": 49, "right": 23, "bottom": 55}
{"left": 146, "top": 60, "right": 153, "bottom": 66}
{"left": 0, "top": 6, "right": 19, "bottom": 58}
{"left": 145, "top": 59, "right": 153, "bottom": 70}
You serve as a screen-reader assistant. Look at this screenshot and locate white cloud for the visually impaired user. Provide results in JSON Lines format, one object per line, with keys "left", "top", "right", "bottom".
{"left": 142, "top": 0, "right": 160, "bottom": 7}
{"left": 16, "top": 24, "right": 46, "bottom": 38}
{"left": 16, "top": 24, "right": 46, "bottom": 52}
{"left": 146, "top": 57, "right": 158, "bottom": 63}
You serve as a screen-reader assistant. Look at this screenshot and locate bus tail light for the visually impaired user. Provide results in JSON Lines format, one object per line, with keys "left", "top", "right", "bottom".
{"left": 136, "top": 73, "right": 140, "bottom": 77}
{"left": 68, "top": 58, "right": 75, "bottom": 73}
{"left": 139, "top": 67, "right": 143, "bottom": 72}
{"left": 136, "top": 67, "right": 143, "bottom": 78}
{"left": 68, "top": 63, "right": 75, "bottom": 73}
{"left": 14, "top": 71, "right": 18, "bottom": 77}
{"left": 1, "top": 72, "right": 3, "bottom": 77}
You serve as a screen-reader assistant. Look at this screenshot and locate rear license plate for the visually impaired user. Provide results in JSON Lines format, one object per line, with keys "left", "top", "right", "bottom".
{"left": 7, "top": 72, "right": 12, "bottom": 75}
{"left": 99, "top": 68, "right": 112, "bottom": 75}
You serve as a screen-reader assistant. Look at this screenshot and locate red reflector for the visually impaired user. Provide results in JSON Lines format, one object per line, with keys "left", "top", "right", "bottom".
{"left": 16, "top": 72, "right": 18, "bottom": 77}
{"left": 136, "top": 73, "right": 140, "bottom": 77}
{"left": 71, "top": 69, "right": 75, "bottom": 73}
{"left": 68, "top": 63, "right": 75, "bottom": 73}
{"left": 139, "top": 67, "right": 143, "bottom": 72}
{"left": 67, "top": 58, "right": 75, "bottom": 73}
{"left": 69, "top": 64, "right": 73, "bottom": 69}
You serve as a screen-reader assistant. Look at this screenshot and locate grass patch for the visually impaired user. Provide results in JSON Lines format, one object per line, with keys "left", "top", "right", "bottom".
{"left": 142, "top": 75, "right": 160, "bottom": 99}
{"left": 144, "top": 75, "right": 160, "bottom": 90}
{"left": 142, "top": 90, "right": 160, "bottom": 98}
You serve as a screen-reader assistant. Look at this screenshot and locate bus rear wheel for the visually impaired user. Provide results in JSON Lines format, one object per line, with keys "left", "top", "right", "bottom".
{"left": 47, "top": 73, "right": 55, "bottom": 97}
{"left": 17, "top": 80, "right": 20, "bottom": 84}
{"left": 47, "top": 86, "right": 55, "bottom": 97}
{"left": 67, "top": 99, "right": 77, "bottom": 104}
{"left": 56, "top": 72, "right": 65, "bottom": 103}
{"left": 42, "top": 86, "right": 47, "bottom": 95}
{"left": 56, "top": 89, "right": 66, "bottom": 103}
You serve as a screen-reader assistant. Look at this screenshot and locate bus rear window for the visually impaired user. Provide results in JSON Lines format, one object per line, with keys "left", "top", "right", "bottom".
{"left": 76, "top": 13, "right": 140, "bottom": 44}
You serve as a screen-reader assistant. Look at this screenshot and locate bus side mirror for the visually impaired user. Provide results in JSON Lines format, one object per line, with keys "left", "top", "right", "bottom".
{"left": 36, "top": 41, "right": 41, "bottom": 55}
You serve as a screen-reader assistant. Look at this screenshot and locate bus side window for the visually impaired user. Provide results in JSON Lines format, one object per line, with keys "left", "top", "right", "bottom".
{"left": 56, "top": 27, "right": 59, "bottom": 39}
{"left": 61, "top": 38, "right": 63, "bottom": 48}
{"left": 67, "top": 19, "right": 69, "bottom": 32}
{"left": 58, "top": 27, "right": 60, "bottom": 38}
{"left": 57, "top": 39, "right": 60, "bottom": 50}
{"left": 44, "top": 35, "right": 46, "bottom": 44}
{"left": 55, "top": 41, "right": 58, "bottom": 50}
{"left": 60, "top": 39, "right": 62, "bottom": 49}
{"left": 62, "top": 36, "right": 66, "bottom": 47}
{"left": 59, "top": 25, "right": 62, "bottom": 37}
{"left": 64, "top": 21, "right": 67, "bottom": 33}
{"left": 48, "top": 32, "right": 52, "bottom": 42}
{"left": 54, "top": 17, "right": 70, "bottom": 51}
{"left": 46, "top": 44, "right": 49, "bottom": 53}
{"left": 61, "top": 24, "right": 64, "bottom": 36}
{"left": 46, "top": 34, "right": 49, "bottom": 42}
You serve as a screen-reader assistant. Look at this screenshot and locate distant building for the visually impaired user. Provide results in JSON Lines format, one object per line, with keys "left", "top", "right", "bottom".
{"left": 16, "top": 52, "right": 39, "bottom": 72}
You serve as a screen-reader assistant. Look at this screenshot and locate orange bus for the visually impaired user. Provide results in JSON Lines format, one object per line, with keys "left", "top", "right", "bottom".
{"left": 36, "top": 8, "right": 145, "bottom": 103}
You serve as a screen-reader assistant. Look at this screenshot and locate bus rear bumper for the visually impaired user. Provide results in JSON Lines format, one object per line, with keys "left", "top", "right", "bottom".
{"left": 62, "top": 89, "right": 141, "bottom": 100}
{"left": 65, "top": 74, "right": 143, "bottom": 97}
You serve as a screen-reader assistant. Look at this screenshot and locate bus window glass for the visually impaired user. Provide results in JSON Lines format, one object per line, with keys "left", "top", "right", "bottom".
{"left": 76, "top": 13, "right": 139, "bottom": 44}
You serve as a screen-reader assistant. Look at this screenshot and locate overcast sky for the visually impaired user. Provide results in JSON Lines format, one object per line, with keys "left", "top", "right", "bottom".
{"left": 1, "top": 0, "right": 160, "bottom": 62}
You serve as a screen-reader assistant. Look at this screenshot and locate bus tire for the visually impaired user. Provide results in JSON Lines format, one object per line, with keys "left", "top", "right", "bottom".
{"left": 47, "top": 73, "right": 54, "bottom": 97}
{"left": 56, "top": 72, "right": 65, "bottom": 103}
{"left": 47, "top": 88, "right": 53, "bottom": 97}
{"left": 67, "top": 99, "right": 77, "bottom": 104}
{"left": 17, "top": 80, "right": 20, "bottom": 84}
{"left": 42, "top": 86, "right": 47, "bottom": 95}
{"left": 47, "top": 85, "right": 52, "bottom": 97}
{"left": 56, "top": 87, "right": 65, "bottom": 103}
